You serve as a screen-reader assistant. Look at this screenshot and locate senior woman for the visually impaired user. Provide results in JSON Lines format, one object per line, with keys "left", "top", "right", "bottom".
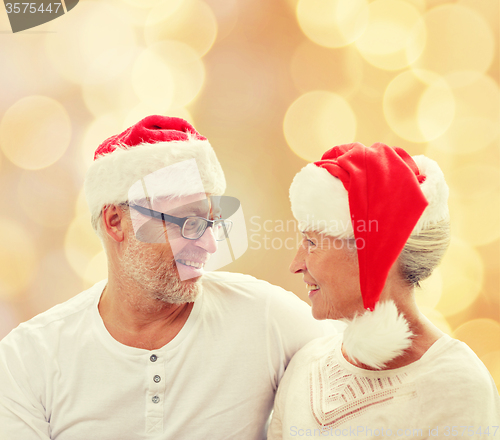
{"left": 268, "top": 143, "right": 500, "bottom": 438}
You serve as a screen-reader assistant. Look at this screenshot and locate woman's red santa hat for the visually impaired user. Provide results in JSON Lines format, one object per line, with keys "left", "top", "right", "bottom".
{"left": 289, "top": 142, "right": 449, "bottom": 369}
{"left": 84, "top": 115, "right": 226, "bottom": 221}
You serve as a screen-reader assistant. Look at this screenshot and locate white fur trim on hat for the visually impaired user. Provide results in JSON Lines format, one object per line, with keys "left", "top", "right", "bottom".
{"left": 289, "top": 163, "right": 352, "bottom": 238}
{"left": 127, "top": 159, "right": 206, "bottom": 204}
{"left": 289, "top": 155, "right": 449, "bottom": 237}
{"left": 412, "top": 155, "right": 449, "bottom": 234}
{"left": 342, "top": 300, "right": 413, "bottom": 369}
{"left": 84, "top": 136, "right": 226, "bottom": 220}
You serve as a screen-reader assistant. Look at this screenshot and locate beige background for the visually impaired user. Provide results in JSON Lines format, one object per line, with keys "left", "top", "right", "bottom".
{"left": 0, "top": 0, "right": 498, "bottom": 390}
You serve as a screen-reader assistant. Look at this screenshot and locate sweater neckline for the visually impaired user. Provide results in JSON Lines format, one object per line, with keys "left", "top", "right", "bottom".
{"left": 335, "top": 333, "right": 452, "bottom": 376}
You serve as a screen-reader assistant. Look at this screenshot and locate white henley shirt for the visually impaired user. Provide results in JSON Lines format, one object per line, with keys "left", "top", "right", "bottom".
{"left": 0, "top": 271, "right": 341, "bottom": 440}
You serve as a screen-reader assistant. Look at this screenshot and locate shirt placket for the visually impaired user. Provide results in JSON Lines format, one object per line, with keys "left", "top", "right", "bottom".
{"left": 145, "top": 353, "right": 166, "bottom": 434}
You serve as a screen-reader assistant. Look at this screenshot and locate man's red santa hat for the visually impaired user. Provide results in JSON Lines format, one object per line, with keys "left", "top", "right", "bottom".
{"left": 289, "top": 142, "right": 449, "bottom": 369}
{"left": 84, "top": 115, "right": 226, "bottom": 221}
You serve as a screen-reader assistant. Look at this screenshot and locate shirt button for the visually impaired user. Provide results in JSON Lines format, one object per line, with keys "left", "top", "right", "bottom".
{"left": 150, "top": 354, "right": 157, "bottom": 362}
{"left": 153, "top": 375, "right": 161, "bottom": 383}
{"left": 152, "top": 395, "right": 160, "bottom": 404}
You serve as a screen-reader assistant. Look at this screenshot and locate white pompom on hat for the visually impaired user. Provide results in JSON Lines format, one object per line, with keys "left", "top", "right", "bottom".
{"left": 84, "top": 115, "right": 226, "bottom": 221}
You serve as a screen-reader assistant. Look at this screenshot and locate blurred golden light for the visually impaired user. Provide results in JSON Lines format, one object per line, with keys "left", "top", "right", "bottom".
{"left": 135, "top": 41, "right": 205, "bottom": 109}
{"left": 0, "top": 302, "right": 19, "bottom": 341}
{"left": 198, "top": 44, "right": 280, "bottom": 124}
{"left": 64, "top": 214, "right": 104, "bottom": 279}
{"left": 411, "top": 73, "right": 456, "bottom": 141}
{"left": 124, "top": 105, "right": 193, "bottom": 131}
{"left": 45, "top": 2, "right": 137, "bottom": 85}
{"left": 145, "top": 0, "right": 218, "bottom": 57}
{"left": 0, "top": 1, "right": 10, "bottom": 28}
{"left": 453, "top": 319, "right": 500, "bottom": 359}
{"left": 296, "top": 0, "right": 369, "bottom": 48}
{"left": 285, "top": 0, "right": 299, "bottom": 12}
{"left": 448, "top": 164, "right": 500, "bottom": 200}
{"left": 18, "top": 166, "right": 77, "bottom": 229}
{"left": 418, "top": 306, "right": 452, "bottom": 335}
{"left": 415, "top": 269, "right": 443, "bottom": 310}
{"left": 131, "top": 48, "right": 175, "bottom": 107}
{"left": 206, "top": 0, "right": 239, "bottom": 42}
{"left": 425, "top": 141, "right": 500, "bottom": 180}
{"left": 458, "top": 0, "right": 499, "bottom": 41}
{"left": 122, "top": 0, "right": 168, "bottom": 8}
{"left": 75, "top": 188, "right": 90, "bottom": 218}
{"left": 284, "top": 91, "right": 357, "bottom": 162}
{"left": 0, "top": 96, "right": 71, "bottom": 170}
{"left": 481, "top": 351, "right": 500, "bottom": 391}
{"left": 0, "top": 218, "right": 38, "bottom": 300}
{"left": 83, "top": 45, "right": 139, "bottom": 87}
{"left": 82, "top": 67, "right": 139, "bottom": 118}
{"left": 25, "top": 251, "right": 84, "bottom": 318}
{"left": 142, "top": 0, "right": 184, "bottom": 23}
{"left": 435, "top": 237, "right": 483, "bottom": 317}
{"left": 106, "top": 0, "right": 151, "bottom": 27}
{"left": 347, "top": 89, "right": 395, "bottom": 148}
{"left": 475, "top": 239, "right": 500, "bottom": 309}
{"left": 428, "top": 75, "right": 499, "bottom": 155}
{"left": 409, "top": 5, "right": 495, "bottom": 78}
{"left": 83, "top": 251, "right": 108, "bottom": 287}
{"left": 448, "top": 165, "right": 500, "bottom": 246}
{"left": 0, "top": 38, "right": 62, "bottom": 115}
{"left": 80, "top": 115, "right": 124, "bottom": 172}
{"left": 355, "top": 0, "right": 423, "bottom": 71}
{"left": 383, "top": 70, "right": 455, "bottom": 143}
{"left": 404, "top": 0, "right": 425, "bottom": 12}
{"left": 290, "top": 41, "right": 363, "bottom": 97}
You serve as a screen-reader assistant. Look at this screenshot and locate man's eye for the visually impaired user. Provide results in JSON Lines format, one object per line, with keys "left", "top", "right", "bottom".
{"left": 184, "top": 219, "right": 199, "bottom": 229}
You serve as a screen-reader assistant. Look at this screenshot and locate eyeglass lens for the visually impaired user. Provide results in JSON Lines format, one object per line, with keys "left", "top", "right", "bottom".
{"left": 182, "top": 218, "right": 233, "bottom": 241}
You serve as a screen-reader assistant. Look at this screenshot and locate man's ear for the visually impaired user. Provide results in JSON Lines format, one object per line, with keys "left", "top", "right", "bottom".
{"left": 102, "top": 205, "right": 128, "bottom": 243}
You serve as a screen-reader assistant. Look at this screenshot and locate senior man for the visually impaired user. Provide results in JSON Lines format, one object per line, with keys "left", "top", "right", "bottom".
{"left": 0, "top": 116, "right": 339, "bottom": 440}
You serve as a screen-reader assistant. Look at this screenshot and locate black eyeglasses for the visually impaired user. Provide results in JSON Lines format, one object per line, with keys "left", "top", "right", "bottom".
{"left": 129, "top": 204, "right": 233, "bottom": 241}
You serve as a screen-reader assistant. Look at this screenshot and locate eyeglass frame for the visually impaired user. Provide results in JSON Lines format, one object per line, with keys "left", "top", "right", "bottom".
{"left": 128, "top": 203, "right": 233, "bottom": 241}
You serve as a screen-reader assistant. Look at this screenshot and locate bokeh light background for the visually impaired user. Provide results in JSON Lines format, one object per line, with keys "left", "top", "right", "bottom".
{"left": 0, "top": 0, "right": 499, "bottom": 389}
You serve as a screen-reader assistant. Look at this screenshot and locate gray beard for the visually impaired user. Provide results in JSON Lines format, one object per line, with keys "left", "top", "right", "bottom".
{"left": 119, "top": 233, "right": 201, "bottom": 304}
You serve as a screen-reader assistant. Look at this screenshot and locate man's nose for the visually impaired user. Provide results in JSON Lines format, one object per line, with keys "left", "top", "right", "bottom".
{"left": 195, "top": 225, "right": 218, "bottom": 254}
{"left": 289, "top": 245, "right": 306, "bottom": 274}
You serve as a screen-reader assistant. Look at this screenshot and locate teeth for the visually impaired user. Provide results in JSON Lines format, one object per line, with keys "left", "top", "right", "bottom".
{"left": 178, "top": 260, "right": 204, "bottom": 269}
{"left": 307, "top": 284, "right": 319, "bottom": 291}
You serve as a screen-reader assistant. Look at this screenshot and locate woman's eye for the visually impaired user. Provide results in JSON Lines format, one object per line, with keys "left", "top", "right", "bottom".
{"left": 304, "top": 238, "right": 316, "bottom": 248}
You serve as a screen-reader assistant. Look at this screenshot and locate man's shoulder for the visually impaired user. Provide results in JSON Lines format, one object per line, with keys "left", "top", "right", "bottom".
{"left": 202, "top": 271, "right": 275, "bottom": 287}
{"left": 201, "top": 271, "right": 314, "bottom": 313}
{"left": 201, "top": 271, "right": 344, "bottom": 334}
{"left": 292, "top": 333, "right": 342, "bottom": 364}
{"left": 201, "top": 271, "right": 296, "bottom": 301}
{"left": 1, "top": 280, "right": 105, "bottom": 344}
{"left": 278, "top": 334, "right": 342, "bottom": 383}
{"left": 201, "top": 271, "right": 311, "bottom": 320}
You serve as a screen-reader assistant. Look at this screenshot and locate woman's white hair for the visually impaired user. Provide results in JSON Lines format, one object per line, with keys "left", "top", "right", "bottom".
{"left": 398, "top": 219, "right": 451, "bottom": 287}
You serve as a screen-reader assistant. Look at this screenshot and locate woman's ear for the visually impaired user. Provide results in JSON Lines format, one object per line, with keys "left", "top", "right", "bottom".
{"left": 102, "top": 205, "right": 127, "bottom": 243}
